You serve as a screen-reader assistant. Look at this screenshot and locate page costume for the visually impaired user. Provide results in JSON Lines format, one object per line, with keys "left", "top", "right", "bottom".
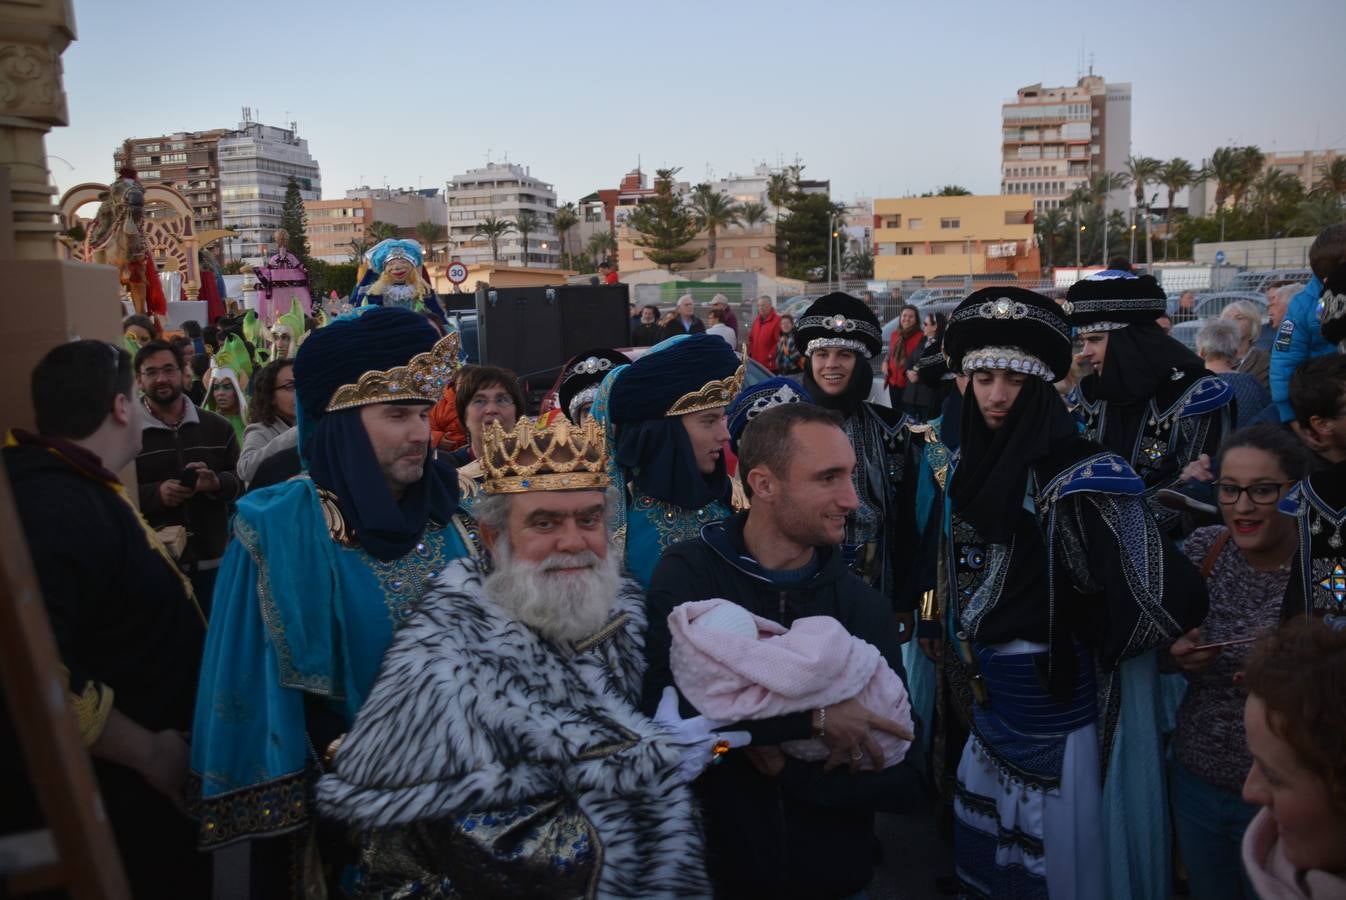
{"left": 936, "top": 288, "right": 1208, "bottom": 900}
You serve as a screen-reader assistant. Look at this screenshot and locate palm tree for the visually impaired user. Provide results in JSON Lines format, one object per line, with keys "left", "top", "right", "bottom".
{"left": 553, "top": 202, "right": 579, "bottom": 259}
{"left": 1157, "top": 157, "right": 1196, "bottom": 259}
{"left": 473, "top": 215, "right": 516, "bottom": 263}
{"left": 1066, "top": 185, "right": 1092, "bottom": 267}
{"left": 514, "top": 211, "right": 541, "bottom": 266}
{"left": 767, "top": 171, "right": 794, "bottom": 221}
{"left": 1313, "top": 158, "right": 1346, "bottom": 200}
{"left": 1291, "top": 193, "right": 1346, "bottom": 235}
{"left": 689, "top": 183, "right": 742, "bottom": 269}
{"left": 347, "top": 235, "right": 374, "bottom": 262}
{"left": 1034, "top": 207, "right": 1068, "bottom": 271}
{"left": 1088, "top": 171, "right": 1129, "bottom": 265}
{"left": 1251, "top": 168, "right": 1302, "bottom": 236}
{"left": 1232, "top": 146, "right": 1266, "bottom": 208}
{"left": 415, "top": 220, "right": 446, "bottom": 260}
{"left": 586, "top": 230, "right": 616, "bottom": 266}
{"left": 1208, "top": 147, "right": 1245, "bottom": 211}
{"left": 740, "top": 201, "right": 770, "bottom": 229}
{"left": 367, "top": 220, "right": 400, "bottom": 242}
{"left": 1124, "top": 156, "right": 1162, "bottom": 260}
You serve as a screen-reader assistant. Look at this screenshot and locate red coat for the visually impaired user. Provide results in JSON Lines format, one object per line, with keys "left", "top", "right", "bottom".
{"left": 885, "top": 330, "right": 923, "bottom": 387}
{"left": 748, "top": 309, "right": 782, "bottom": 370}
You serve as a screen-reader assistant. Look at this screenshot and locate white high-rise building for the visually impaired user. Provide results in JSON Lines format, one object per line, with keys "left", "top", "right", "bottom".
{"left": 1000, "top": 74, "right": 1131, "bottom": 214}
{"left": 219, "top": 109, "right": 321, "bottom": 262}
{"left": 445, "top": 162, "right": 558, "bottom": 267}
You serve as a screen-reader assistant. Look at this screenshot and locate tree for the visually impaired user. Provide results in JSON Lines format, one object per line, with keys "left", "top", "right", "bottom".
{"left": 514, "top": 210, "right": 541, "bottom": 265}
{"left": 766, "top": 172, "right": 793, "bottom": 221}
{"left": 1291, "top": 193, "right": 1346, "bottom": 235}
{"left": 1313, "top": 158, "right": 1346, "bottom": 201}
{"left": 473, "top": 215, "right": 516, "bottom": 262}
{"left": 1065, "top": 185, "right": 1092, "bottom": 267}
{"left": 1158, "top": 157, "right": 1196, "bottom": 259}
{"left": 1034, "top": 207, "right": 1068, "bottom": 271}
{"left": 1124, "top": 155, "right": 1162, "bottom": 256}
{"left": 927, "top": 184, "right": 972, "bottom": 196}
{"left": 626, "top": 167, "right": 701, "bottom": 270}
{"left": 415, "top": 220, "right": 447, "bottom": 260}
{"left": 1233, "top": 146, "right": 1266, "bottom": 208}
{"left": 586, "top": 230, "right": 617, "bottom": 265}
{"left": 843, "top": 247, "right": 874, "bottom": 279}
{"left": 367, "top": 220, "right": 400, "bottom": 242}
{"left": 1250, "top": 167, "right": 1304, "bottom": 236}
{"left": 347, "top": 236, "right": 374, "bottom": 262}
{"left": 740, "top": 201, "right": 770, "bottom": 228}
{"left": 689, "top": 183, "right": 742, "bottom": 269}
{"left": 280, "top": 177, "right": 310, "bottom": 261}
{"left": 553, "top": 202, "right": 579, "bottom": 258}
{"left": 772, "top": 193, "right": 845, "bottom": 281}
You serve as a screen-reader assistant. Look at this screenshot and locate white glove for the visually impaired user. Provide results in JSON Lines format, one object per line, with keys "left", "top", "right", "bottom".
{"left": 654, "top": 685, "right": 752, "bottom": 785}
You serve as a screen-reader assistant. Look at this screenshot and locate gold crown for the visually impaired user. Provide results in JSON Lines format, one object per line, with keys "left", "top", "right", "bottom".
{"left": 481, "top": 415, "right": 611, "bottom": 494}
{"left": 325, "top": 330, "right": 462, "bottom": 412}
{"left": 665, "top": 346, "right": 747, "bottom": 417}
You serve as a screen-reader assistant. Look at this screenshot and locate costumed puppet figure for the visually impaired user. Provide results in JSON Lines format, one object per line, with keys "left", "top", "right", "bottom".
{"left": 353, "top": 238, "right": 446, "bottom": 320}
{"left": 591, "top": 333, "right": 747, "bottom": 589}
{"left": 253, "top": 228, "right": 312, "bottom": 325}
{"left": 317, "top": 415, "right": 741, "bottom": 898}
{"left": 88, "top": 166, "right": 167, "bottom": 317}
{"left": 189, "top": 307, "right": 474, "bottom": 899}
{"left": 796, "top": 292, "right": 922, "bottom": 636}
{"left": 1068, "top": 270, "right": 1234, "bottom": 535}
{"left": 203, "top": 335, "right": 252, "bottom": 445}
{"left": 934, "top": 288, "right": 1209, "bottom": 900}
{"left": 1280, "top": 261, "right": 1346, "bottom": 626}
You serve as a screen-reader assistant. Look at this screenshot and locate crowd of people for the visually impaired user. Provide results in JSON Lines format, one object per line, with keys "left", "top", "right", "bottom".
{"left": 3, "top": 225, "right": 1346, "bottom": 900}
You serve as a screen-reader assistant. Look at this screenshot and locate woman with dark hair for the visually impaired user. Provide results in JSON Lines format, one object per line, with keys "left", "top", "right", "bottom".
{"left": 1167, "top": 424, "right": 1313, "bottom": 899}
{"left": 900, "top": 311, "right": 950, "bottom": 421}
{"left": 1240, "top": 618, "right": 1346, "bottom": 899}
{"left": 238, "top": 359, "right": 297, "bottom": 486}
{"left": 453, "top": 364, "right": 524, "bottom": 469}
{"left": 884, "top": 304, "right": 922, "bottom": 413}
{"left": 773, "top": 313, "right": 804, "bottom": 375}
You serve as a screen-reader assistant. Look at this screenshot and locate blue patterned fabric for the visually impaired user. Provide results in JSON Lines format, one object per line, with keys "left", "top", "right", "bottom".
{"left": 189, "top": 477, "right": 468, "bottom": 848}
{"left": 1176, "top": 375, "right": 1235, "bottom": 419}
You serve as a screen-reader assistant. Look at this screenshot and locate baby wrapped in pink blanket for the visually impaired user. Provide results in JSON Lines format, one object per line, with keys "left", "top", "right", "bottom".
{"left": 668, "top": 598, "right": 912, "bottom": 769}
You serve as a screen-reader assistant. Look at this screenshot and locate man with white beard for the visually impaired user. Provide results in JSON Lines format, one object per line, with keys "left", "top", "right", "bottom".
{"left": 317, "top": 415, "right": 744, "bottom": 899}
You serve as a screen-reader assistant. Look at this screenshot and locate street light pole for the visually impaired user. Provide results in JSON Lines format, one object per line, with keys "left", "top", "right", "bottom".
{"left": 1145, "top": 192, "right": 1156, "bottom": 269}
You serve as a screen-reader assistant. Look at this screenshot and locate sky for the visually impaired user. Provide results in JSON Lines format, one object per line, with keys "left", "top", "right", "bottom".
{"left": 47, "top": 0, "right": 1346, "bottom": 207}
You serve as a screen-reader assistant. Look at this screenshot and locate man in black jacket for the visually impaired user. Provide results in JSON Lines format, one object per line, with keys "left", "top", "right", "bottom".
{"left": 642, "top": 402, "right": 921, "bottom": 899}
{"left": 2, "top": 340, "right": 208, "bottom": 898}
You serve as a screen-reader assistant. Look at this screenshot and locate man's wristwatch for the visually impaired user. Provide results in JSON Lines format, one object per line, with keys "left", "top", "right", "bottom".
{"left": 812, "top": 706, "right": 826, "bottom": 739}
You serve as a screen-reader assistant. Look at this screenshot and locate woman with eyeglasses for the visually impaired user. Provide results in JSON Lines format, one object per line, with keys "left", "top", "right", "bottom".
{"left": 238, "top": 359, "right": 298, "bottom": 487}
{"left": 899, "top": 312, "right": 949, "bottom": 421}
{"left": 1166, "top": 424, "right": 1312, "bottom": 899}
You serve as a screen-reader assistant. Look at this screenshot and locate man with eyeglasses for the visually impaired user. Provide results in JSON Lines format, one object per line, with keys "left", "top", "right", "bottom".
{"left": 3, "top": 340, "right": 209, "bottom": 898}
{"left": 133, "top": 339, "right": 241, "bottom": 610}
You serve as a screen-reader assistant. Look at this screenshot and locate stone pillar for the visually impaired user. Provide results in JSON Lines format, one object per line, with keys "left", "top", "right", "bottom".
{"left": 0, "top": 1, "right": 123, "bottom": 434}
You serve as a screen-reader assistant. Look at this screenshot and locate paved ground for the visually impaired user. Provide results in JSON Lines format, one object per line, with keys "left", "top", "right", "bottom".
{"left": 868, "top": 810, "right": 955, "bottom": 900}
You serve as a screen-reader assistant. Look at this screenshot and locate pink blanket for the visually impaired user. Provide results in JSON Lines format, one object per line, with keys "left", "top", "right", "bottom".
{"left": 668, "top": 598, "right": 911, "bottom": 769}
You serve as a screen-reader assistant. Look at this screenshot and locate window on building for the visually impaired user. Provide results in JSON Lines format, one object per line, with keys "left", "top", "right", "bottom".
{"left": 909, "top": 218, "right": 923, "bottom": 230}
{"left": 1005, "top": 210, "right": 1031, "bottom": 225}
{"left": 899, "top": 246, "right": 914, "bottom": 256}
{"left": 877, "top": 242, "right": 896, "bottom": 256}
{"left": 723, "top": 248, "right": 734, "bottom": 259}
{"left": 749, "top": 246, "right": 760, "bottom": 258}
{"left": 884, "top": 215, "right": 901, "bottom": 228}
{"left": 940, "top": 218, "right": 960, "bottom": 229}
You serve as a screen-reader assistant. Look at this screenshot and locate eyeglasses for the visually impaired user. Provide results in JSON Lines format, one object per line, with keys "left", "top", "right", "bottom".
{"left": 141, "top": 364, "right": 180, "bottom": 379}
{"left": 1213, "top": 481, "right": 1288, "bottom": 506}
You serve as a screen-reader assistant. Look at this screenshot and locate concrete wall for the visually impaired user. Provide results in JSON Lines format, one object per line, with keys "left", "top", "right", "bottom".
{"left": 1192, "top": 237, "right": 1315, "bottom": 269}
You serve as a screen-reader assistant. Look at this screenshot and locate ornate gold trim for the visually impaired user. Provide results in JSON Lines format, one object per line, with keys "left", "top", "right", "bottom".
{"left": 324, "top": 330, "right": 461, "bottom": 412}
{"left": 665, "top": 346, "right": 747, "bottom": 416}
{"left": 316, "top": 486, "right": 357, "bottom": 547}
{"left": 481, "top": 416, "right": 610, "bottom": 494}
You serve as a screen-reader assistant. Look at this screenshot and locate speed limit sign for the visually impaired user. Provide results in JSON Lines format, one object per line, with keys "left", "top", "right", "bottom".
{"left": 447, "top": 262, "right": 469, "bottom": 285}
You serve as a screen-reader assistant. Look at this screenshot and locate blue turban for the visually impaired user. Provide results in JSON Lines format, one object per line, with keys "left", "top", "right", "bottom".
{"left": 727, "top": 376, "right": 812, "bottom": 454}
{"left": 292, "top": 306, "right": 458, "bottom": 561}
{"left": 608, "top": 334, "right": 740, "bottom": 508}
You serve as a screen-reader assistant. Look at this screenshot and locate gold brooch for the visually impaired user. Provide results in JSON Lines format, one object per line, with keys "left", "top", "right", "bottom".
{"left": 481, "top": 415, "right": 611, "bottom": 494}
{"left": 665, "top": 347, "right": 747, "bottom": 417}
{"left": 325, "top": 330, "right": 461, "bottom": 412}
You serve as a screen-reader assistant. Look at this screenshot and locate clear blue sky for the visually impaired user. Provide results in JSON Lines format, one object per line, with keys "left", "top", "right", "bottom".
{"left": 48, "top": 0, "right": 1346, "bottom": 206}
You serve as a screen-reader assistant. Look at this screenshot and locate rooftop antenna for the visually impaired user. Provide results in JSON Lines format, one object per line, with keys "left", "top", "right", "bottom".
{"left": 1088, "top": 52, "right": 1095, "bottom": 77}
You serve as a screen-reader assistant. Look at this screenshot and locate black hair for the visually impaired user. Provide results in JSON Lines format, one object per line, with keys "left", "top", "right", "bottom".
{"left": 925, "top": 310, "right": 948, "bottom": 338}
{"left": 31, "top": 340, "right": 133, "bottom": 440}
{"left": 1217, "top": 422, "right": 1313, "bottom": 482}
{"left": 1290, "top": 354, "right": 1346, "bottom": 429}
{"left": 134, "top": 339, "right": 183, "bottom": 374}
{"left": 121, "top": 313, "right": 159, "bottom": 338}
{"left": 1107, "top": 256, "right": 1133, "bottom": 272}
{"left": 169, "top": 335, "right": 194, "bottom": 352}
{"left": 191, "top": 353, "right": 210, "bottom": 380}
{"left": 1309, "top": 223, "right": 1346, "bottom": 281}
{"left": 249, "top": 358, "right": 295, "bottom": 426}
{"left": 180, "top": 320, "right": 203, "bottom": 339}
{"left": 202, "top": 325, "right": 221, "bottom": 351}
{"left": 454, "top": 365, "right": 526, "bottom": 429}
{"left": 739, "top": 404, "right": 845, "bottom": 499}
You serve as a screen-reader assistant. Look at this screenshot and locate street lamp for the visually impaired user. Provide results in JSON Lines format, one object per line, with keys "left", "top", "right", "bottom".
{"left": 1076, "top": 222, "right": 1086, "bottom": 269}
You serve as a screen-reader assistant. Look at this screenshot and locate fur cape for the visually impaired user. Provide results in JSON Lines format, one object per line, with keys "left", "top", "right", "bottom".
{"left": 317, "top": 557, "right": 710, "bottom": 899}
